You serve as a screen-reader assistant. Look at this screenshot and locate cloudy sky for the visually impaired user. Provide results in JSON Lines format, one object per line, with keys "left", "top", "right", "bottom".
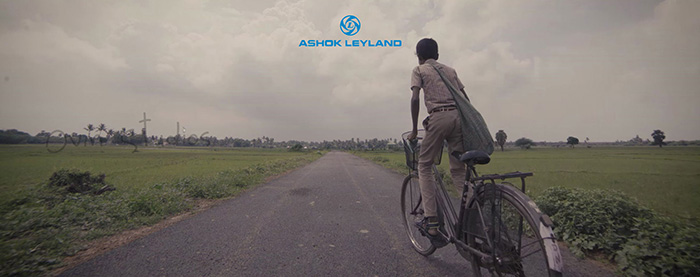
{"left": 1, "top": 0, "right": 698, "bottom": 142}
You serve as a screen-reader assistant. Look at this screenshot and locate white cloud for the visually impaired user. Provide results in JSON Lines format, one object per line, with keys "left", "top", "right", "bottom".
{"left": 0, "top": 19, "right": 126, "bottom": 70}
{"left": 0, "top": 0, "right": 698, "bottom": 142}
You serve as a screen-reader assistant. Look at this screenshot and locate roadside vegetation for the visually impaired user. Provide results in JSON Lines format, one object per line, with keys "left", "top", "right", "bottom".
{"left": 352, "top": 146, "right": 700, "bottom": 276}
{"left": 537, "top": 187, "right": 699, "bottom": 276}
{"left": 0, "top": 145, "right": 321, "bottom": 276}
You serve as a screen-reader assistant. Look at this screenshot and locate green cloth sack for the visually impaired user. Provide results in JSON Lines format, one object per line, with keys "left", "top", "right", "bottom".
{"left": 431, "top": 64, "right": 495, "bottom": 155}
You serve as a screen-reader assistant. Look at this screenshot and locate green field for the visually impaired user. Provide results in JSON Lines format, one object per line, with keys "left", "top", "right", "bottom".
{"left": 1, "top": 144, "right": 321, "bottom": 275}
{"left": 1, "top": 145, "right": 698, "bottom": 275}
{"left": 353, "top": 146, "right": 700, "bottom": 219}
{"left": 0, "top": 145, "right": 314, "bottom": 203}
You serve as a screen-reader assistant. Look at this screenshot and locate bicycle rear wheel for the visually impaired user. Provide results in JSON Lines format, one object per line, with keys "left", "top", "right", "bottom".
{"left": 400, "top": 173, "right": 436, "bottom": 256}
{"left": 463, "top": 184, "right": 563, "bottom": 276}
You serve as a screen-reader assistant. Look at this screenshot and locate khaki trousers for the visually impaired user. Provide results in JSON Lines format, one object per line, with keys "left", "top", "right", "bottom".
{"left": 418, "top": 109, "right": 468, "bottom": 217}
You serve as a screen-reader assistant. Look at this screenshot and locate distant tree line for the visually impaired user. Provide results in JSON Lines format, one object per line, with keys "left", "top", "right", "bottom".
{"left": 0, "top": 129, "right": 46, "bottom": 144}
{"left": 1, "top": 127, "right": 696, "bottom": 150}
{"left": 490, "top": 129, "right": 696, "bottom": 150}
{"left": 0, "top": 128, "right": 402, "bottom": 151}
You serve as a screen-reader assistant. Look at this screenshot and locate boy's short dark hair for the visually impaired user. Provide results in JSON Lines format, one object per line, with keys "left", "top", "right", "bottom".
{"left": 416, "top": 38, "right": 438, "bottom": 60}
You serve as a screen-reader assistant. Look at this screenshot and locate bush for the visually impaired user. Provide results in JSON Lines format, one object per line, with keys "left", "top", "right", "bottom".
{"left": 616, "top": 216, "right": 700, "bottom": 276}
{"left": 537, "top": 187, "right": 652, "bottom": 257}
{"left": 289, "top": 144, "right": 303, "bottom": 152}
{"left": 48, "top": 169, "right": 114, "bottom": 195}
{"left": 536, "top": 187, "right": 700, "bottom": 276}
{"left": 514, "top": 137, "right": 534, "bottom": 149}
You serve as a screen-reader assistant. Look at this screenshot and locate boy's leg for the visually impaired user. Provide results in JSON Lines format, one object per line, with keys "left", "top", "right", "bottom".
{"left": 418, "top": 111, "right": 455, "bottom": 216}
{"left": 418, "top": 113, "right": 453, "bottom": 247}
{"left": 417, "top": 115, "right": 447, "bottom": 218}
{"left": 418, "top": 133, "right": 441, "bottom": 218}
{"left": 445, "top": 110, "right": 468, "bottom": 196}
{"left": 447, "top": 150, "right": 469, "bottom": 198}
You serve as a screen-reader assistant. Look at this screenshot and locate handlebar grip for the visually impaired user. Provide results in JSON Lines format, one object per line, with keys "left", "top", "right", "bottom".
{"left": 451, "top": 151, "right": 462, "bottom": 160}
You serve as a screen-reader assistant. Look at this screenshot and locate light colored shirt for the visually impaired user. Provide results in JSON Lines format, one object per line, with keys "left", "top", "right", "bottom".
{"left": 410, "top": 59, "right": 465, "bottom": 112}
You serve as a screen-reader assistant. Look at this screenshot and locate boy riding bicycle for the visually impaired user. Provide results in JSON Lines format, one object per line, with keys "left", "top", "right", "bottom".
{"left": 407, "top": 38, "right": 471, "bottom": 247}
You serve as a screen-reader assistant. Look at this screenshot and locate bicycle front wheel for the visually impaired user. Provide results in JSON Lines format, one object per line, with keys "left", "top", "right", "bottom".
{"left": 463, "top": 184, "right": 563, "bottom": 276}
{"left": 400, "top": 173, "right": 436, "bottom": 256}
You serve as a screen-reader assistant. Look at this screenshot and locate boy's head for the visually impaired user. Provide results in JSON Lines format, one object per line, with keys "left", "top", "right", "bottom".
{"left": 416, "top": 38, "right": 439, "bottom": 63}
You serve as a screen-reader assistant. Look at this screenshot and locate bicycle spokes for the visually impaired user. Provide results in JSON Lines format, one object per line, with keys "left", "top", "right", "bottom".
{"left": 410, "top": 197, "right": 423, "bottom": 216}
{"left": 402, "top": 174, "right": 436, "bottom": 256}
{"left": 475, "top": 194, "right": 554, "bottom": 276}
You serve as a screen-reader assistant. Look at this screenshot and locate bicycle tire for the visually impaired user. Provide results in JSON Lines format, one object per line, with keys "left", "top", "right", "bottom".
{"left": 462, "top": 183, "right": 563, "bottom": 276}
{"left": 400, "top": 173, "right": 436, "bottom": 256}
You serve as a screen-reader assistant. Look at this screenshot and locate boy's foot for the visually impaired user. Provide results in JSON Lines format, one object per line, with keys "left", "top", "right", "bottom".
{"left": 416, "top": 217, "right": 448, "bottom": 248}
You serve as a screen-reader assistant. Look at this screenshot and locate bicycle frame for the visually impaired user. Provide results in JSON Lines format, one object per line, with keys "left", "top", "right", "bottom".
{"left": 431, "top": 163, "right": 495, "bottom": 262}
{"left": 401, "top": 128, "right": 562, "bottom": 276}
{"left": 402, "top": 131, "right": 536, "bottom": 265}
{"left": 430, "top": 162, "right": 535, "bottom": 264}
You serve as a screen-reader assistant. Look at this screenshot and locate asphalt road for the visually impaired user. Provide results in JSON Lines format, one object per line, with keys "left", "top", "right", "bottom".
{"left": 62, "top": 152, "right": 615, "bottom": 276}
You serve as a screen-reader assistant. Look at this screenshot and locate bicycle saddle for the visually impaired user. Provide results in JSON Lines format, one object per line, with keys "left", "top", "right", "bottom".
{"left": 452, "top": 150, "right": 491, "bottom": 166}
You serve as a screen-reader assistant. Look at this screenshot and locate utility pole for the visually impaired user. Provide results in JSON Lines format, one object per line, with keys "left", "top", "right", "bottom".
{"left": 139, "top": 112, "right": 151, "bottom": 145}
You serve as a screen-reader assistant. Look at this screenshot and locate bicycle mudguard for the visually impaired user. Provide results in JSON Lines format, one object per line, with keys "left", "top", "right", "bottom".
{"left": 470, "top": 183, "right": 564, "bottom": 275}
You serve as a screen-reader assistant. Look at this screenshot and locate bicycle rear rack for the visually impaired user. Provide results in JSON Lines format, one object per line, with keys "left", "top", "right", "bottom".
{"left": 472, "top": 171, "right": 533, "bottom": 193}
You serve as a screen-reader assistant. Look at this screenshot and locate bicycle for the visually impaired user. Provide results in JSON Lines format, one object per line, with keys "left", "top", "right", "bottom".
{"left": 400, "top": 130, "right": 563, "bottom": 276}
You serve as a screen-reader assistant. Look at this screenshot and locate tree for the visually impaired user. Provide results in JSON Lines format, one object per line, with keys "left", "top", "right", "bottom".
{"left": 289, "top": 143, "right": 303, "bottom": 152}
{"left": 495, "top": 130, "right": 507, "bottom": 151}
{"left": 0, "top": 129, "right": 31, "bottom": 144}
{"left": 514, "top": 137, "right": 534, "bottom": 149}
{"left": 651, "top": 130, "right": 666, "bottom": 147}
{"left": 96, "top": 124, "right": 107, "bottom": 144}
{"left": 629, "top": 135, "right": 644, "bottom": 145}
{"left": 36, "top": 130, "right": 50, "bottom": 137}
{"left": 84, "top": 124, "right": 95, "bottom": 145}
{"left": 567, "top": 136, "right": 579, "bottom": 148}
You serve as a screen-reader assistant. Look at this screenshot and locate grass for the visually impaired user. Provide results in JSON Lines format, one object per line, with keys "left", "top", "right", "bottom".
{"left": 352, "top": 146, "right": 700, "bottom": 219}
{"left": 0, "top": 144, "right": 322, "bottom": 275}
{"left": 0, "top": 145, "right": 312, "bottom": 202}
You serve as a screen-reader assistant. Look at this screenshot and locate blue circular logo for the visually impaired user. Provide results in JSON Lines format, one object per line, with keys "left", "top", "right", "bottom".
{"left": 340, "top": 15, "right": 360, "bottom": 36}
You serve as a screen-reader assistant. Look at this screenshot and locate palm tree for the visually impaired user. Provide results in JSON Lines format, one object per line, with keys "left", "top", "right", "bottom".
{"left": 118, "top": 128, "right": 127, "bottom": 144}
{"left": 84, "top": 124, "right": 95, "bottom": 145}
{"left": 107, "top": 129, "right": 114, "bottom": 144}
{"left": 84, "top": 124, "right": 94, "bottom": 136}
{"left": 96, "top": 124, "right": 107, "bottom": 143}
{"left": 97, "top": 123, "right": 106, "bottom": 134}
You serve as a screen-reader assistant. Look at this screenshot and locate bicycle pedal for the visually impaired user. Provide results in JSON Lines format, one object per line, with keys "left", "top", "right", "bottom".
{"left": 429, "top": 234, "right": 449, "bottom": 248}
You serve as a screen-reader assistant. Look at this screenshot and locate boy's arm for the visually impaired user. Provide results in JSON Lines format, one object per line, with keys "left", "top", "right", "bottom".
{"left": 408, "top": 87, "right": 421, "bottom": 140}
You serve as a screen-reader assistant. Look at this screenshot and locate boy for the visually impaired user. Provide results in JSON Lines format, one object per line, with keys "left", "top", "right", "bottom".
{"left": 407, "top": 38, "right": 469, "bottom": 246}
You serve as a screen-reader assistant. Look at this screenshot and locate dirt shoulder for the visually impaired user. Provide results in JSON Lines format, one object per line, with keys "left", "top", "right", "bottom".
{"left": 51, "top": 168, "right": 301, "bottom": 276}
{"left": 51, "top": 199, "right": 219, "bottom": 276}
